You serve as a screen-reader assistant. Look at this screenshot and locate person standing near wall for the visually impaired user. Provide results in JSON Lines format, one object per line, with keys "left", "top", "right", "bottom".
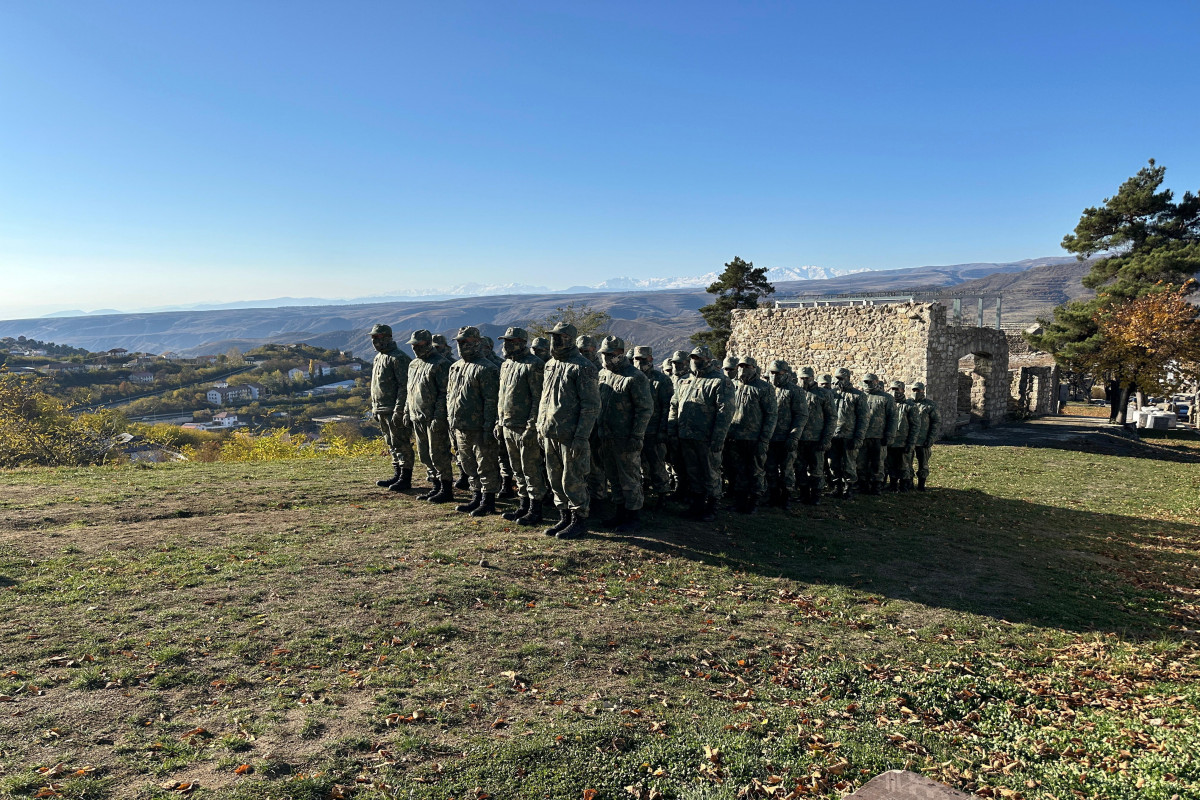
{"left": 369, "top": 324, "right": 413, "bottom": 492}
{"left": 911, "top": 381, "right": 941, "bottom": 492}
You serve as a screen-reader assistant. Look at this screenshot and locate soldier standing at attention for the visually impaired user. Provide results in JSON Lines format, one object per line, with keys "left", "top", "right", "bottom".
{"left": 830, "top": 367, "right": 868, "bottom": 500}
{"left": 911, "top": 382, "right": 941, "bottom": 491}
{"left": 434, "top": 332, "right": 470, "bottom": 492}
{"left": 766, "top": 360, "right": 806, "bottom": 509}
{"left": 538, "top": 323, "right": 601, "bottom": 540}
{"left": 447, "top": 326, "right": 501, "bottom": 516}
{"left": 404, "top": 329, "right": 454, "bottom": 503}
{"left": 576, "top": 335, "right": 607, "bottom": 507}
{"left": 859, "top": 373, "right": 897, "bottom": 495}
{"left": 818, "top": 373, "right": 835, "bottom": 489}
{"left": 722, "top": 356, "right": 739, "bottom": 380}
{"left": 669, "top": 345, "right": 734, "bottom": 521}
{"left": 596, "top": 336, "right": 654, "bottom": 532}
{"left": 495, "top": 327, "right": 547, "bottom": 526}
{"left": 796, "top": 367, "right": 834, "bottom": 505}
{"left": 433, "top": 334, "right": 455, "bottom": 362}
{"left": 369, "top": 324, "right": 414, "bottom": 492}
{"left": 481, "top": 335, "right": 517, "bottom": 499}
{"left": 531, "top": 337, "right": 551, "bottom": 363}
{"left": 633, "top": 346, "right": 672, "bottom": 506}
{"left": 726, "top": 356, "right": 777, "bottom": 515}
{"left": 886, "top": 380, "right": 918, "bottom": 492}
{"left": 666, "top": 350, "right": 693, "bottom": 501}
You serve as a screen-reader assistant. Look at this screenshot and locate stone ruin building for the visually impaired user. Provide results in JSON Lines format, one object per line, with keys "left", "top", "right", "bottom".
{"left": 727, "top": 294, "right": 1058, "bottom": 440}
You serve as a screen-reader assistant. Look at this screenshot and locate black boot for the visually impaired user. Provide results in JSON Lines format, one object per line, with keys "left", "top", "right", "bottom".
{"left": 810, "top": 485, "right": 822, "bottom": 506}
{"left": 456, "top": 491, "right": 482, "bottom": 513}
{"left": 544, "top": 508, "right": 572, "bottom": 537}
{"left": 517, "top": 499, "right": 544, "bottom": 527}
{"left": 900, "top": 478, "right": 912, "bottom": 493}
{"left": 614, "top": 508, "right": 640, "bottom": 533}
{"left": 868, "top": 480, "right": 881, "bottom": 496}
{"left": 470, "top": 492, "right": 497, "bottom": 517}
{"left": 388, "top": 467, "right": 413, "bottom": 492}
{"left": 454, "top": 471, "right": 470, "bottom": 491}
{"left": 502, "top": 496, "right": 531, "bottom": 521}
{"left": 700, "top": 496, "right": 717, "bottom": 522}
{"left": 428, "top": 480, "right": 454, "bottom": 504}
{"left": 556, "top": 511, "right": 588, "bottom": 539}
{"left": 601, "top": 504, "right": 625, "bottom": 529}
{"left": 497, "top": 478, "right": 518, "bottom": 501}
{"left": 841, "top": 485, "right": 856, "bottom": 501}
{"left": 917, "top": 475, "right": 927, "bottom": 492}
{"left": 376, "top": 465, "right": 401, "bottom": 488}
{"left": 418, "top": 479, "right": 440, "bottom": 500}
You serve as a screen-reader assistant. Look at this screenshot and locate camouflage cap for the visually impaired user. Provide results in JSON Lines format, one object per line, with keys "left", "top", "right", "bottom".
{"left": 454, "top": 325, "right": 481, "bottom": 341}
{"left": 549, "top": 321, "right": 578, "bottom": 338}
{"left": 737, "top": 355, "right": 758, "bottom": 368}
{"left": 481, "top": 335, "right": 494, "bottom": 347}
{"left": 671, "top": 350, "right": 690, "bottom": 362}
{"left": 661, "top": 358, "right": 673, "bottom": 372}
{"left": 722, "top": 356, "right": 739, "bottom": 369}
{"left": 408, "top": 328, "right": 433, "bottom": 345}
{"left": 499, "top": 326, "right": 528, "bottom": 341}
{"left": 632, "top": 345, "right": 653, "bottom": 359}
{"left": 369, "top": 323, "right": 393, "bottom": 337}
{"left": 531, "top": 336, "right": 550, "bottom": 350}
{"left": 431, "top": 333, "right": 448, "bottom": 346}
{"left": 834, "top": 367, "right": 852, "bottom": 380}
{"left": 798, "top": 366, "right": 816, "bottom": 378}
{"left": 576, "top": 335, "right": 595, "bottom": 350}
{"left": 819, "top": 373, "right": 834, "bottom": 384}
{"left": 863, "top": 372, "right": 879, "bottom": 384}
{"left": 890, "top": 380, "right": 905, "bottom": 390}
{"left": 769, "top": 359, "right": 789, "bottom": 373}
{"left": 690, "top": 345, "right": 714, "bottom": 360}
{"left": 598, "top": 335, "right": 625, "bottom": 354}
{"left": 911, "top": 381, "right": 926, "bottom": 391}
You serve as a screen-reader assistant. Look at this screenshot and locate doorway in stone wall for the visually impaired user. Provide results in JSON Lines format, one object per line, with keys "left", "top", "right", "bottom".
{"left": 955, "top": 352, "right": 993, "bottom": 429}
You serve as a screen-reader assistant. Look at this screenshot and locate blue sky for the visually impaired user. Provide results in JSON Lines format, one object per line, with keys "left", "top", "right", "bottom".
{"left": 2, "top": 0, "right": 1198, "bottom": 317}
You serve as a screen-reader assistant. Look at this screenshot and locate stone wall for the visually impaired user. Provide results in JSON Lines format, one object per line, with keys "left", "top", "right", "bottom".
{"left": 927, "top": 317, "right": 1010, "bottom": 435}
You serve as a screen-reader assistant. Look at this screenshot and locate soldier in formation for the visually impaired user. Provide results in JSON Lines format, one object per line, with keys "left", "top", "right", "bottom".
{"left": 595, "top": 336, "right": 653, "bottom": 532}
{"left": 369, "top": 324, "right": 414, "bottom": 492}
{"left": 496, "top": 327, "right": 546, "bottom": 525}
{"left": 887, "top": 380, "right": 918, "bottom": 492}
{"left": 669, "top": 346, "right": 733, "bottom": 521}
{"left": 404, "top": 329, "right": 454, "bottom": 503}
{"left": 447, "top": 326, "right": 501, "bottom": 516}
{"left": 766, "top": 361, "right": 806, "bottom": 510}
{"left": 633, "top": 346, "right": 672, "bottom": 506}
{"left": 725, "top": 356, "right": 777, "bottom": 514}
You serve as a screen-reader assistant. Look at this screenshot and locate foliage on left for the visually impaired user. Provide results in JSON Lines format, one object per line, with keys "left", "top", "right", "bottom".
{"left": 0, "top": 372, "right": 128, "bottom": 467}
{"left": 184, "top": 425, "right": 380, "bottom": 462}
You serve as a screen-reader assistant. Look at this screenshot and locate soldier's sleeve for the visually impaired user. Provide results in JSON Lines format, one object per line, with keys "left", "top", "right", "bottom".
{"left": 395, "top": 354, "right": 409, "bottom": 405}
{"left": 925, "top": 401, "right": 941, "bottom": 446}
{"left": 904, "top": 404, "right": 919, "bottom": 449}
{"left": 667, "top": 381, "right": 680, "bottom": 435}
{"left": 790, "top": 388, "right": 807, "bottom": 444}
{"left": 524, "top": 359, "right": 544, "bottom": 430}
{"left": 536, "top": 364, "right": 551, "bottom": 434}
{"left": 656, "top": 380, "right": 672, "bottom": 437}
{"left": 884, "top": 398, "right": 898, "bottom": 446}
{"left": 852, "top": 392, "right": 868, "bottom": 443}
{"left": 481, "top": 364, "right": 500, "bottom": 432}
{"left": 819, "top": 394, "right": 835, "bottom": 450}
{"left": 630, "top": 373, "right": 653, "bottom": 440}
{"left": 574, "top": 363, "right": 601, "bottom": 442}
{"left": 434, "top": 359, "right": 450, "bottom": 421}
{"left": 711, "top": 377, "right": 735, "bottom": 445}
{"left": 759, "top": 385, "right": 778, "bottom": 443}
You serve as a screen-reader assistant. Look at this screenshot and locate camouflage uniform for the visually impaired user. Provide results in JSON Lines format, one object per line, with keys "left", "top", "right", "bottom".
{"left": 727, "top": 357, "right": 778, "bottom": 513}
{"left": 830, "top": 367, "right": 868, "bottom": 499}
{"left": 531, "top": 337, "right": 551, "bottom": 364}
{"left": 797, "top": 368, "right": 835, "bottom": 505}
{"left": 577, "top": 335, "right": 607, "bottom": 504}
{"left": 767, "top": 361, "right": 807, "bottom": 508}
{"left": 720, "top": 356, "right": 740, "bottom": 489}
{"left": 482, "top": 335, "right": 515, "bottom": 496}
{"left": 633, "top": 346, "right": 672, "bottom": 497}
{"left": 447, "top": 326, "right": 501, "bottom": 511}
{"left": 911, "top": 382, "right": 941, "bottom": 491}
{"left": 369, "top": 324, "right": 413, "bottom": 484}
{"left": 858, "top": 374, "right": 898, "bottom": 495}
{"left": 668, "top": 346, "right": 733, "bottom": 520}
{"left": 886, "top": 381, "right": 919, "bottom": 491}
{"left": 496, "top": 327, "right": 546, "bottom": 520}
{"left": 539, "top": 323, "right": 601, "bottom": 537}
{"left": 405, "top": 329, "right": 454, "bottom": 500}
{"left": 664, "top": 350, "right": 692, "bottom": 498}
{"left": 433, "top": 334, "right": 455, "bottom": 362}
{"left": 597, "top": 337, "right": 653, "bottom": 528}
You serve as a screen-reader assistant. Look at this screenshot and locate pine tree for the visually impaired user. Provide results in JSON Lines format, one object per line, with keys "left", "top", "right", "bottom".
{"left": 690, "top": 257, "right": 775, "bottom": 358}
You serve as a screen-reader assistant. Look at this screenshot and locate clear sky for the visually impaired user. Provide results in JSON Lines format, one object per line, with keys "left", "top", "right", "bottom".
{"left": 2, "top": 0, "right": 1198, "bottom": 318}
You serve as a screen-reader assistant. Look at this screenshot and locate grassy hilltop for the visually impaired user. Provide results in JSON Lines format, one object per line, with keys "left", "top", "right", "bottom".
{"left": 2, "top": 437, "right": 1200, "bottom": 800}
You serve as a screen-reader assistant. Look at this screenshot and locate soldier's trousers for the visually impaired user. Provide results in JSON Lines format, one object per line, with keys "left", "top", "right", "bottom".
{"left": 886, "top": 446, "right": 913, "bottom": 482}
{"left": 729, "top": 440, "right": 766, "bottom": 498}
{"left": 587, "top": 434, "right": 607, "bottom": 502}
{"left": 797, "top": 441, "right": 826, "bottom": 492}
{"left": 828, "top": 438, "right": 858, "bottom": 488}
{"left": 452, "top": 429, "right": 500, "bottom": 493}
{"left": 678, "top": 439, "right": 721, "bottom": 499}
{"left": 765, "top": 441, "right": 792, "bottom": 492}
{"left": 641, "top": 438, "right": 670, "bottom": 494}
{"left": 412, "top": 418, "right": 453, "bottom": 482}
{"left": 666, "top": 438, "right": 690, "bottom": 495}
{"left": 858, "top": 438, "right": 883, "bottom": 488}
{"left": 377, "top": 412, "right": 413, "bottom": 469}
{"left": 544, "top": 437, "right": 591, "bottom": 517}
{"left": 501, "top": 427, "right": 545, "bottom": 501}
{"left": 599, "top": 439, "right": 644, "bottom": 511}
{"left": 914, "top": 445, "right": 932, "bottom": 480}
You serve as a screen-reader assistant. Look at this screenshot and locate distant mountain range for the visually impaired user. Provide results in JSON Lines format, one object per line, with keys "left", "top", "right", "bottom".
{"left": 2, "top": 257, "right": 1086, "bottom": 356}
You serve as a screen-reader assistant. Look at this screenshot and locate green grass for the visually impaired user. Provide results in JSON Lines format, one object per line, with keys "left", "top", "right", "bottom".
{"left": 1, "top": 444, "right": 1199, "bottom": 799}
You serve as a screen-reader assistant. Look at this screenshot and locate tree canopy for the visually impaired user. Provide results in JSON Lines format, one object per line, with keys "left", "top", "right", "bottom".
{"left": 691, "top": 256, "right": 775, "bottom": 358}
{"left": 528, "top": 302, "right": 613, "bottom": 341}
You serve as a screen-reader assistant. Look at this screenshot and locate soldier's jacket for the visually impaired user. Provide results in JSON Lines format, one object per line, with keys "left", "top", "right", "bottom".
{"left": 729, "top": 376, "right": 778, "bottom": 442}
{"left": 893, "top": 399, "right": 919, "bottom": 449}
{"left": 912, "top": 397, "right": 941, "bottom": 446}
{"left": 644, "top": 368, "right": 673, "bottom": 439}
{"left": 771, "top": 381, "right": 808, "bottom": 444}
{"left": 498, "top": 352, "right": 544, "bottom": 430}
{"left": 833, "top": 385, "right": 869, "bottom": 443}
{"left": 538, "top": 347, "right": 601, "bottom": 442}
{"left": 597, "top": 361, "right": 654, "bottom": 440}
{"left": 447, "top": 356, "right": 500, "bottom": 432}
{"left": 864, "top": 387, "right": 898, "bottom": 444}
{"left": 406, "top": 351, "right": 450, "bottom": 423}
{"left": 800, "top": 385, "right": 835, "bottom": 448}
{"left": 370, "top": 343, "right": 411, "bottom": 413}
{"left": 669, "top": 364, "right": 734, "bottom": 443}
{"left": 485, "top": 349, "right": 504, "bottom": 369}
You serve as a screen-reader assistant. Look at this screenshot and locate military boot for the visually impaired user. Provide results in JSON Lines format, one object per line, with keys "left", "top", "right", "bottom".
{"left": 900, "top": 478, "right": 912, "bottom": 493}
{"left": 544, "top": 508, "right": 572, "bottom": 537}
{"left": 917, "top": 476, "right": 927, "bottom": 492}
{"left": 700, "top": 496, "right": 717, "bottom": 522}
{"left": 376, "top": 465, "right": 401, "bottom": 488}
{"left": 388, "top": 467, "right": 413, "bottom": 492}
{"left": 427, "top": 481, "right": 454, "bottom": 504}
{"left": 614, "top": 508, "right": 640, "bottom": 533}
{"left": 502, "top": 496, "right": 531, "bottom": 521}
{"left": 418, "top": 479, "right": 441, "bottom": 500}
{"left": 454, "top": 471, "right": 470, "bottom": 491}
{"left": 556, "top": 511, "right": 588, "bottom": 539}
{"left": 497, "top": 478, "right": 518, "bottom": 501}
{"left": 601, "top": 503, "right": 625, "bottom": 529}
{"left": 868, "top": 480, "right": 881, "bottom": 496}
{"left": 470, "top": 493, "right": 497, "bottom": 517}
{"left": 517, "top": 499, "right": 544, "bottom": 526}
{"left": 840, "top": 485, "right": 856, "bottom": 501}
{"left": 456, "top": 491, "right": 482, "bottom": 513}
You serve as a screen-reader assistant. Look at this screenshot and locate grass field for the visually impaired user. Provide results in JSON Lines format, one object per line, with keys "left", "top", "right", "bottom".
{"left": 2, "top": 437, "right": 1200, "bottom": 800}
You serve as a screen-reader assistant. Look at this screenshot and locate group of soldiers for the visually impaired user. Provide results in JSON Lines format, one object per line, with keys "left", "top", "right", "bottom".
{"left": 368, "top": 322, "right": 941, "bottom": 540}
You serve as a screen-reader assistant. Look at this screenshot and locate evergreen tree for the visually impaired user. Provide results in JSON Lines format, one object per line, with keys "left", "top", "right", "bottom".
{"left": 690, "top": 257, "right": 775, "bottom": 358}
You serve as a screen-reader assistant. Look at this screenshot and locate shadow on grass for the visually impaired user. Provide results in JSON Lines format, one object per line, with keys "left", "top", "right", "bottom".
{"left": 613, "top": 487, "right": 1200, "bottom": 641}
{"left": 0, "top": 575, "right": 15, "bottom": 588}
{"left": 946, "top": 422, "right": 1200, "bottom": 463}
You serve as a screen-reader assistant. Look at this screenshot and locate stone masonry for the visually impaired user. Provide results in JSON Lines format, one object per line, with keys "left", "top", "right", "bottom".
{"left": 728, "top": 303, "right": 1009, "bottom": 440}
